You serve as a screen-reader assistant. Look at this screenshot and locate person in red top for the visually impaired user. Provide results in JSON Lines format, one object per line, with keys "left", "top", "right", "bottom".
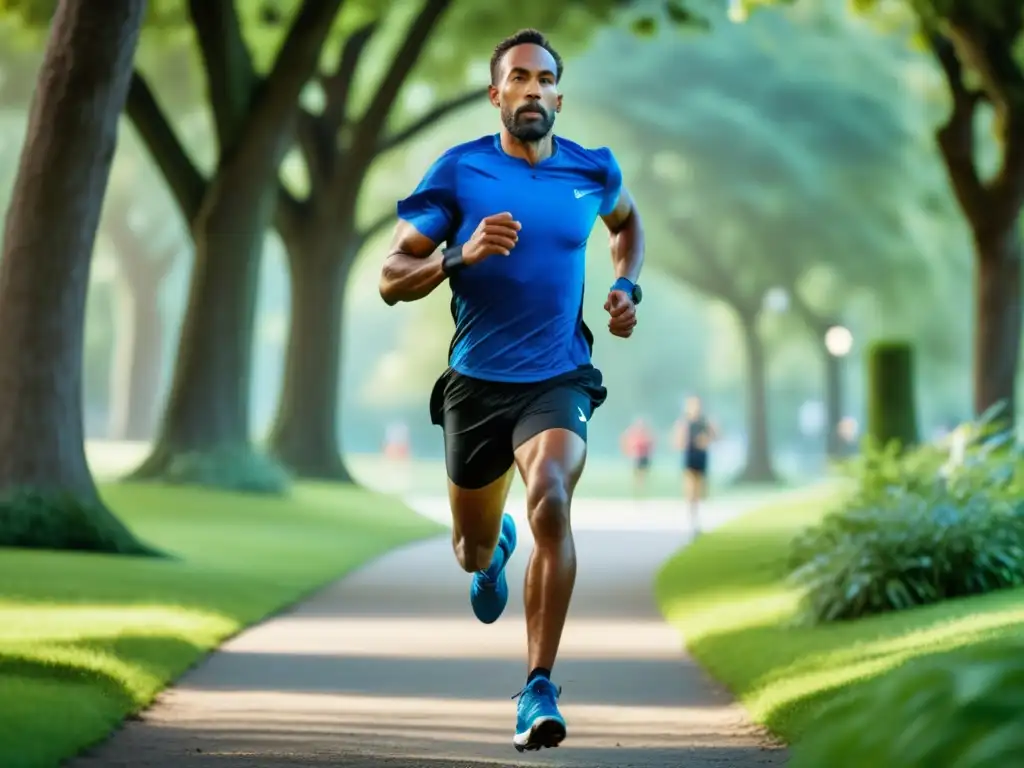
{"left": 621, "top": 417, "right": 655, "bottom": 496}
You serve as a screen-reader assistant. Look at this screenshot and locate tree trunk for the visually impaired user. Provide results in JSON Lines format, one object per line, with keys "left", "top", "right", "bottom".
{"left": 0, "top": 0, "right": 150, "bottom": 553}
{"left": 267, "top": 226, "right": 353, "bottom": 480}
{"left": 126, "top": 2, "right": 344, "bottom": 493}
{"left": 823, "top": 347, "right": 844, "bottom": 458}
{"left": 734, "top": 310, "right": 778, "bottom": 484}
{"left": 108, "top": 268, "right": 165, "bottom": 441}
{"left": 974, "top": 231, "right": 1021, "bottom": 426}
{"left": 132, "top": 176, "right": 273, "bottom": 478}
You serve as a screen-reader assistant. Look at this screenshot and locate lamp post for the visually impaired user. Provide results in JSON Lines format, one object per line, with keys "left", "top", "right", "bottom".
{"left": 823, "top": 324, "right": 853, "bottom": 457}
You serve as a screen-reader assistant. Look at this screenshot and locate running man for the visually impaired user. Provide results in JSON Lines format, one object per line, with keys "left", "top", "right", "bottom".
{"left": 621, "top": 417, "right": 655, "bottom": 496}
{"left": 673, "top": 396, "right": 717, "bottom": 535}
{"left": 378, "top": 29, "right": 644, "bottom": 752}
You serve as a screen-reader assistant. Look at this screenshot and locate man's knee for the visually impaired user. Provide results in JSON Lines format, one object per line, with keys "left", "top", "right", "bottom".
{"left": 525, "top": 462, "right": 571, "bottom": 543}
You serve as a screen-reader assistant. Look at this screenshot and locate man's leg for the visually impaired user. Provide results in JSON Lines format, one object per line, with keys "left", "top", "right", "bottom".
{"left": 448, "top": 469, "right": 521, "bottom": 624}
{"left": 508, "top": 401, "right": 589, "bottom": 752}
{"left": 516, "top": 427, "right": 586, "bottom": 677}
{"left": 437, "top": 371, "right": 520, "bottom": 624}
{"left": 447, "top": 468, "right": 514, "bottom": 573}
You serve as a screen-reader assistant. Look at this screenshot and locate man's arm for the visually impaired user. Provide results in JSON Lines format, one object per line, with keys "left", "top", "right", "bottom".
{"left": 378, "top": 220, "right": 446, "bottom": 306}
{"left": 601, "top": 187, "right": 644, "bottom": 283}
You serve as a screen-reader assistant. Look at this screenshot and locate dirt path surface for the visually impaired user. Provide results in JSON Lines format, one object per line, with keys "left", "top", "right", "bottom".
{"left": 71, "top": 496, "right": 788, "bottom": 767}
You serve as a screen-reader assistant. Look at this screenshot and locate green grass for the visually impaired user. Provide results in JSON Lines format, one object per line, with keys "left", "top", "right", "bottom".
{"left": 655, "top": 490, "right": 1024, "bottom": 743}
{"left": 0, "top": 482, "right": 443, "bottom": 768}
{"left": 84, "top": 440, "right": 804, "bottom": 500}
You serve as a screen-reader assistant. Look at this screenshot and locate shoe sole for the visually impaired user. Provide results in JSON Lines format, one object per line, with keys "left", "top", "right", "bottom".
{"left": 513, "top": 717, "right": 566, "bottom": 752}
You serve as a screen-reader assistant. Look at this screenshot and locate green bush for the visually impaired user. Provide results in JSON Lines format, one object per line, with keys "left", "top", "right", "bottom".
{"left": 788, "top": 405, "right": 1024, "bottom": 623}
{"left": 790, "top": 641, "right": 1024, "bottom": 768}
{"left": 0, "top": 488, "right": 158, "bottom": 555}
{"left": 162, "top": 444, "right": 293, "bottom": 495}
{"left": 866, "top": 340, "right": 919, "bottom": 450}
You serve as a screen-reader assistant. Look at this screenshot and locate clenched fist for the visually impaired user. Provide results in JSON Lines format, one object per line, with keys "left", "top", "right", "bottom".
{"left": 604, "top": 290, "right": 637, "bottom": 338}
{"left": 463, "top": 212, "right": 522, "bottom": 265}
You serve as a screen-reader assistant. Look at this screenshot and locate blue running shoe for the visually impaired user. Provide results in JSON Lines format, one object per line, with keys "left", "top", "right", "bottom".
{"left": 470, "top": 513, "right": 517, "bottom": 624}
{"left": 513, "top": 676, "right": 566, "bottom": 752}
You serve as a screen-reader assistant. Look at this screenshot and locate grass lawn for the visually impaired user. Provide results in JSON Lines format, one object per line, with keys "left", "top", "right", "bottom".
{"left": 85, "top": 440, "right": 807, "bottom": 501}
{"left": 655, "top": 489, "right": 1024, "bottom": 743}
{"left": 0, "top": 482, "right": 443, "bottom": 768}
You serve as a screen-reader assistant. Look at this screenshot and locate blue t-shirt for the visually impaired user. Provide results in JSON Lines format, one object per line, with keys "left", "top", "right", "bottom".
{"left": 396, "top": 134, "right": 623, "bottom": 383}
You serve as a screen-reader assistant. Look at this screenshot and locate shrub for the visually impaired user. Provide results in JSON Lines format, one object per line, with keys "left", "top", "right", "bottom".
{"left": 163, "top": 444, "right": 293, "bottom": 495}
{"left": 866, "top": 340, "right": 919, "bottom": 450}
{"left": 790, "top": 641, "right": 1024, "bottom": 768}
{"left": 788, "top": 404, "right": 1024, "bottom": 623}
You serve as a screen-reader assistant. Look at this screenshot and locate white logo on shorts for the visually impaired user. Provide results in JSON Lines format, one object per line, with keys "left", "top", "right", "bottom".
{"left": 573, "top": 188, "right": 595, "bottom": 199}
{"left": 577, "top": 406, "right": 587, "bottom": 422}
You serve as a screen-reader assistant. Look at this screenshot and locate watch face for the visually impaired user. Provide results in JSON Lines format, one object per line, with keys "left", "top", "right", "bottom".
{"left": 633, "top": 284, "right": 643, "bottom": 305}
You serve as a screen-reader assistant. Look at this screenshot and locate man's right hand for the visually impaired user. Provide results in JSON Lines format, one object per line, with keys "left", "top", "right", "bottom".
{"left": 462, "top": 212, "right": 521, "bottom": 265}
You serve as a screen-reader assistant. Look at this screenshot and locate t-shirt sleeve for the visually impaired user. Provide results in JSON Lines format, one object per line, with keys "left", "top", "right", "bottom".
{"left": 395, "top": 152, "right": 459, "bottom": 243}
{"left": 598, "top": 147, "right": 624, "bottom": 217}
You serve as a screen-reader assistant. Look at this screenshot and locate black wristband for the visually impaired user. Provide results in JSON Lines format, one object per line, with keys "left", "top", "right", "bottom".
{"left": 441, "top": 245, "right": 466, "bottom": 276}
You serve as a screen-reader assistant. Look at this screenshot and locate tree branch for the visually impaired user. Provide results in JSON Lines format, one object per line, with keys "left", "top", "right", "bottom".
{"left": 322, "top": 21, "right": 378, "bottom": 134}
{"left": 665, "top": 220, "right": 745, "bottom": 307}
{"left": 929, "top": 33, "right": 989, "bottom": 226}
{"left": 944, "top": 20, "right": 1024, "bottom": 231}
{"left": 241, "top": 0, "right": 345, "bottom": 165}
{"left": 274, "top": 183, "right": 309, "bottom": 246}
{"left": 297, "top": 21, "right": 379, "bottom": 198}
{"left": 125, "top": 71, "right": 207, "bottom": 226}
{"left": 187, "top": 0, "right": 258, "bottom": 150}
{"left": 787, "top": 288, "right": 829, "bottom": 337}
{"left": 377, "top": 87, "right": 488, "bottom": 155}
{"left": 358, "top": 209, "right": 395, "bottom": 246}
{"left": 106, "top": 212, "right": 178, "bottom": 286}
{"left": 154, "top": 242, "right": 180, "bottom": 279}
{"left": 295, "top": 110, "right": 328, "bottom": 198}
{"left": 945, "top": 19, "right": 1024, "bottom": 114}
{"left": 349, "top": 0, "right": 452, "bottom": 166}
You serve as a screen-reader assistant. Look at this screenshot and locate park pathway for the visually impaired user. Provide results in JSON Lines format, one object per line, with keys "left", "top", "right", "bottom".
{"left": 71, "top": 495, "right": 788, "bottom": 767}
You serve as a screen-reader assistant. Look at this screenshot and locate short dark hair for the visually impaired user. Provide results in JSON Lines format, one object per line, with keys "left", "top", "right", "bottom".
{"left": 490, "top": 29, "right": 563, "bottom": 85}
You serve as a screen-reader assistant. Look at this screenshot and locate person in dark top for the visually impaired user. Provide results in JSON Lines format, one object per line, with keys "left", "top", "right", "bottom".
{"left": 673, "top": 396, "right": 717, "bottom": 536}
{"left": 378, "top": 29, "right": 646, "bottom": 752}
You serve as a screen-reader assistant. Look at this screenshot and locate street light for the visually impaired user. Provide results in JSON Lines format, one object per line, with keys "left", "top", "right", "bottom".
{"left": 824, "top": 325, "right": 853, "bottom": 358}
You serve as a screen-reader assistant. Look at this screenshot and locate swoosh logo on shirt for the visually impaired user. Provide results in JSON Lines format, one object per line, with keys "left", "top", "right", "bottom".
{"left": 573, "top": 188, "right": 596, "bottom": 199}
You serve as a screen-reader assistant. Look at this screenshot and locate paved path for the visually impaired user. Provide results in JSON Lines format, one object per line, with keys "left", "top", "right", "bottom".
{"left": 72, "top": 495, "right": 789, "bottom": 767}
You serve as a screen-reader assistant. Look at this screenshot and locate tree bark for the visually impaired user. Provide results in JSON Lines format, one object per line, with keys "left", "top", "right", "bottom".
{"left": 734, "top": 310, "right": 778, "bottom": 484}
{"left": 267, "top": 222, "right": 354, "bottom": 480}
{"left": 108, "top": 266, "right": 166, "bottom": 441}
{"left": 0, "top": 0, "right": 148, "bottom": 552}
{"left": 974, "top": 230, "right": 1022, "bottom": 424}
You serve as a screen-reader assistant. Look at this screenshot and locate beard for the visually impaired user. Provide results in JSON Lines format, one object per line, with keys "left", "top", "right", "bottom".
{"left": 502, "top": 103, "right": 555, "bottom": 142}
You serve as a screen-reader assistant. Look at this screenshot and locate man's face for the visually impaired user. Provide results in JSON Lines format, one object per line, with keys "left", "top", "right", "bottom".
{"left": 489, "top": 43, "right": 561, "bottom": 142}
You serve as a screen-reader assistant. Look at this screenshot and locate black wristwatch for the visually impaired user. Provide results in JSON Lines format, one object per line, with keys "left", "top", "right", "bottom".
{"left": 610, "top": 276, "right": 642, "bottom": 306}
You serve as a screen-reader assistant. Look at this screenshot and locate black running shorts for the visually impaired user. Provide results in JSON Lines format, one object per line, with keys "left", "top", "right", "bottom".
{"left": 429, "top": 365, "right": 608, "bottom": 490}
